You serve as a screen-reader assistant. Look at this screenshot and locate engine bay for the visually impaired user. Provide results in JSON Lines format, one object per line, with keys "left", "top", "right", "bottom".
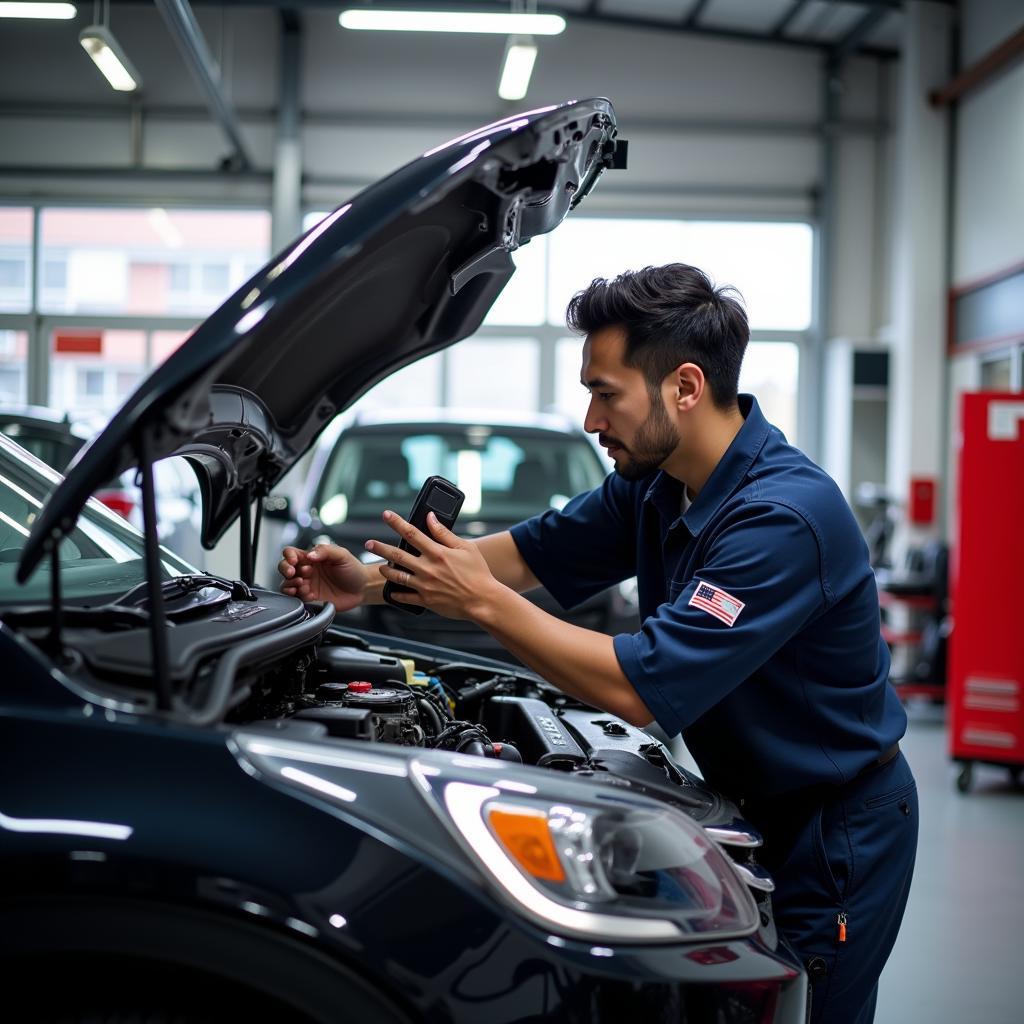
{"left": 6, "top": 587, "right": 770, "bottom": 893}
{"left": 231, "top": 619, "right": 726, "bottom": 828}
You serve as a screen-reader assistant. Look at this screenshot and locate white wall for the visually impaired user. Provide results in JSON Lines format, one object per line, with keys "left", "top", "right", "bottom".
{"left": 944, "top": 1, "right": 1024, "bottom": 545}
{"left": 953, "top": 0, "right": 1024, "bottom": 284}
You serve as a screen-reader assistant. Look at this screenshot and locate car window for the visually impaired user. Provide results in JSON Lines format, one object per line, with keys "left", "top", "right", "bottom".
{"left": 0, "top": 436, "right": 194, "bottom": 605}
{"left": 316, "top": 428, "right": 608, "bottom": 524}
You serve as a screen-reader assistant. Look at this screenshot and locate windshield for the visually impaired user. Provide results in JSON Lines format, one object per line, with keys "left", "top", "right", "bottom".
{"left": 0, "top": 434, "right": 195, "bottom": 606}
{"left": 315, "top": 426, "right": 608, "bottom": 524}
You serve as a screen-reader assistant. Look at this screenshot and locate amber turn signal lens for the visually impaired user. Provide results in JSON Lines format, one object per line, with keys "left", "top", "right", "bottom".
{"left": 487, "top": 807, "right": 565, "bottom": 882}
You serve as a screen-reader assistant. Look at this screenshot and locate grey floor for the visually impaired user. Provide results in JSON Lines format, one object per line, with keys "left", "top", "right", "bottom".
{"left": 875, "top": 703, "right": 1024, "bottom": 1024}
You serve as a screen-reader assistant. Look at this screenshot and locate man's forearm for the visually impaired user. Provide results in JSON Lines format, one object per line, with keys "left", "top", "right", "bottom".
{"left": 472, "top": 585, "right": 653, "bottom": 727}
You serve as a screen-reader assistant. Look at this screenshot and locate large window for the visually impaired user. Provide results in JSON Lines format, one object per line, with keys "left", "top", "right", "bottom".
{"left": 49, "top": 328, "right": 147, "bottom": 421}
{"left": 546, "top": 219, "right": 813, "bottom": 331}
{"left": 448, "top": 337, "right": 540, "bottom": 411}
{"left": 0, "top": 330, "right": 28, "bottom": 404}
{"left": 0, "top": 207, "right": 32, "bottom": 314}
{"left": 39, "top": 208, "right": 271, "bottom": 318}
{"left": 343, "top": 217, "right": 810, "bottom": 447}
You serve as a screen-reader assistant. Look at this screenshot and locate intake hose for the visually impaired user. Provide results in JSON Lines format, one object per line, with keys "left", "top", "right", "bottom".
{"left": 416, "top": 696, "right": 444, "bottom": 739}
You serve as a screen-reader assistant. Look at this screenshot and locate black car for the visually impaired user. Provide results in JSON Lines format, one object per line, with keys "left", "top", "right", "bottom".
{"left": 272, "top": 408, "right": 640, "bottom": 659}
{"left": 0, "top": 100, "right": 807, "bottom": 1022}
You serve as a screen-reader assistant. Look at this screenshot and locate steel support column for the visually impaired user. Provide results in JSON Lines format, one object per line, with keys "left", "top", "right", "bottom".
{"left": 805, "top": 55, "right": 842, "bottom": 465}
{"left": 271, "top": 11, "right": 303, "bottom": 253}
{"left": 27, "top": 207, "right": 46, "bottom": 408}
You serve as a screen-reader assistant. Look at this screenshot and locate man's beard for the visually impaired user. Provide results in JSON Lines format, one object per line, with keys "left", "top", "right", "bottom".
{"left": 605, "top": 397, "right": 680, "bottom": 482}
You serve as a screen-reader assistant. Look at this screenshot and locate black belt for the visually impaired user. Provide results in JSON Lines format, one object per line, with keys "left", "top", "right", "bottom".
{"left": 858, "top": 741, "right": 901, "bottom": 778}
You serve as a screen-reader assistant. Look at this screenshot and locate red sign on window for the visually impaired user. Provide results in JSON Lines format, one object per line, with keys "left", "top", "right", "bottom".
{"left": 54, "top": 331, "right": 103, "bottom": 355}
{"left": 908, "top": 477, "right": 936, "bottom": 525}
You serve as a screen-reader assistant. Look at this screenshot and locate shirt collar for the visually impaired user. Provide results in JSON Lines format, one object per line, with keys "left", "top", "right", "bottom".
{"left": 643, "top": 394, "right": 771, "bottom": 535}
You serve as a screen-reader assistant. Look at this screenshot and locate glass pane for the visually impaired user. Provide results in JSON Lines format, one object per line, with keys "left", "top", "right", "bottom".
{"left": 980, "top": 356, "right": 1012, "bottom": 390}
{"left": 554, "top": 336, "right": 613, "bottom": 472}
{"left": 484, "top": 237, "right": 547, "bottom": 326}
{"left": 351, "top": 351, "right": 444, "bottom": 414}
{"left": 547, "top": 218, "right": 813, "bottom": 332}
{"left": 553, "top": 336, "right": 799, "bottom": 457}
{"left": 151, "top": 328, "right": 196, "bottom": 366}
{"left": 680, "top": 222, "right": 813, "bottom": 331}
{"left": 319, "top": 426, "right": 607, "bottom": 524}
{"left": 739, "top": 341, "right": 800, "bottom": 444}
{"left": 448, "top": 337, "right": 539, "bottom": 412}
{"left": 39, "top": 208, "right": 271, "bottom": 317}
{"left": 0, "top": 330, "right": 28, "bottom": 404}
{"left": 49, "top": 327, "right": 147, "bottom": 423}
{"left": 548, "top": 219, "right": 685, "bottom": 326}
{"left": 0, "top": 435, "right": 194, "bottom": 606}
{"left": 0, "top": 208, "right": 32, "bottom": 313}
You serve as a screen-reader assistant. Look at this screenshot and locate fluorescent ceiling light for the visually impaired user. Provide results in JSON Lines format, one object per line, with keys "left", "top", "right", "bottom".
{"left": 498, "top": 35, "right": 537, "bottom": 101}
{"left": 0, "top": 2, "right": 77, "bottom": 17}
{"left": 79, "top": 23, "right": 142, "bottom": 92}
{"left": 339, "top": 9, "right": 565, "bottom": 35}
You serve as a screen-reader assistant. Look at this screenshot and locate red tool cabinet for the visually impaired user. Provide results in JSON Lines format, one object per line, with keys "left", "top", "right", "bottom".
{"left": 948, "top": 393, "right": 1024, "bottom": 792}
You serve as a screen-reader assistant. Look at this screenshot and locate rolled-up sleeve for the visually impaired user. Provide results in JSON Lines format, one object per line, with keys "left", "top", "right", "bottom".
{"left": 509, "top": 472, "right": 638, "bottom": 610}
{"left": 613, "top": 500, "right": 827, "bottom": 737}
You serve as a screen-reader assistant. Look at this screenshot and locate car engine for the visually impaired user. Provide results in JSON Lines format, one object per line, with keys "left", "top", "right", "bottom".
{"left": 231, "top": 630, "right": 722, "bottom": 825}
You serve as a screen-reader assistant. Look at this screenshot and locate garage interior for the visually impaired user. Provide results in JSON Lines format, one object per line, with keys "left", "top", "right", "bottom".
{"left": 1, "top": 1, "right": 1022, "bottom": 1021}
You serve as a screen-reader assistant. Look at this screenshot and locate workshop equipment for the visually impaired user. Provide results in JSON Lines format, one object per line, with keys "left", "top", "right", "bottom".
{"left": 949, "top": 393, "right": 1024, "bottom": 792}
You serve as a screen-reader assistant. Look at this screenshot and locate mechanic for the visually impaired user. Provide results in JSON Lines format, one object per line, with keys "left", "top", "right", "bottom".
{"left": 279, "top": 263, "right": 918, "bottom": 1024}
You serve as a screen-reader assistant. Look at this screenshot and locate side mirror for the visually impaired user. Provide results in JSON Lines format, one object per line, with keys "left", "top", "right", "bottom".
{"left": 263, "top": 494, "right": 292, "bottom": 521}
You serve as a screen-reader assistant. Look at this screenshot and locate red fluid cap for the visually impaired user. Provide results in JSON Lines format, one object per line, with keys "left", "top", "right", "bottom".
{"left": 347, "top": 681, "right": 373, "bottom": 693}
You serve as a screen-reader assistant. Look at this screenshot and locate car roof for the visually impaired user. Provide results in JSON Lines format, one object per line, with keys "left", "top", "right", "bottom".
{"left": 347, "top": 406, "right": 583, "bottom": 434}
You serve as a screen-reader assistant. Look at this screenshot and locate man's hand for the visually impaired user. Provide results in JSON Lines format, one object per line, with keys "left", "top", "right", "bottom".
{"left": 367, "top": 510, "right": 503, "bottom": 620}
{"left": 278, "top": 544, "right": 368, "bottom": 612}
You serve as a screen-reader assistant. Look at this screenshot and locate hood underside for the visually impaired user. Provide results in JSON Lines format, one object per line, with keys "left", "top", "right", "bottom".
{"left": 19, "top": 99, "right": 624, "bottom": 583}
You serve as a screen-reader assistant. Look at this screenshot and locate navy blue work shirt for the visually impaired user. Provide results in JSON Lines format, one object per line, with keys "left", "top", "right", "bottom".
{"left": 510, "top": 395, "right": 906, "bottom": 801}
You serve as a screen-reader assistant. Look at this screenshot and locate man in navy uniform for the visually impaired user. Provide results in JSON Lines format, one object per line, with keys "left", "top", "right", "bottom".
{"left": 280, "top": 263, "right": 918, "bottom": 1024}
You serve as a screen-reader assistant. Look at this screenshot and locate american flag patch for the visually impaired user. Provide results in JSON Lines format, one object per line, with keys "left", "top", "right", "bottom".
{"left": 688, "top": 581, "right": 745, "bottom": 626}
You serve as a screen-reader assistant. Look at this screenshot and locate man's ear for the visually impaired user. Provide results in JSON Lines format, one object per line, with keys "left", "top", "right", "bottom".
{"left": 670, "top": 363, "right": 705, "bottom": 411}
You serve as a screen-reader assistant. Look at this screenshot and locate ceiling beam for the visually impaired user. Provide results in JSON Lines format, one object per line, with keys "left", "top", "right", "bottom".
{"left": 153, "top": 0, "right": 255, "bottom": 171}
{"left": 831, "top": 4, "right": 892, "bottom": 63}
{"left": 772, "top": 0, "right": 810, "bottom": 38}
{"left": 0, "top": 101, "right": 888, "bottom": 137}
{"left": 134, "top": 0, "right": 900, "bottom": 58}
{"left": 684, "top": 0, "right": 713, "bottom": 29}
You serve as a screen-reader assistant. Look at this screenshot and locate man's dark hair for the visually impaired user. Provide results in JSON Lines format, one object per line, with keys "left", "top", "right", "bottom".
{"left": 566, "top": 264, "right": 749, "bottom": 409}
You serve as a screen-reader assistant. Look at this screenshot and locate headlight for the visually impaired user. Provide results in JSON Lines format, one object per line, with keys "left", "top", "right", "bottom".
{"left": 232, "top": 732, "right": 759, "bottom": 946}
{"left": 412, "top": 760, "right": 759, "bottom": 944}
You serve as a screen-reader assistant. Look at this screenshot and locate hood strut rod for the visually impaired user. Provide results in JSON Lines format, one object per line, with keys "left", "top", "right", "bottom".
{"left": 138, "top": 432, "right": 173, "bottom": 711}
{"left": 47, "top": 543, "right": 64, "bottom": 659}
{"left": 240, "top": 484, "right": 253, "bottom": 587}
{"left": 238, "top": 483, "right": 265, "bottom": 589}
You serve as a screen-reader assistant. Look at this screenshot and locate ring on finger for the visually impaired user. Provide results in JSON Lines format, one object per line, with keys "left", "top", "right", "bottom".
{"left": 402, "top": 570, "right": 411, "bottom": 587}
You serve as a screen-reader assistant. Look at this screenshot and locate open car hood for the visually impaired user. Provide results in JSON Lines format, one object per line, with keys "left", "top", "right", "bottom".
{"left": 18, "top": 99, "right": 624, "bottom": 583}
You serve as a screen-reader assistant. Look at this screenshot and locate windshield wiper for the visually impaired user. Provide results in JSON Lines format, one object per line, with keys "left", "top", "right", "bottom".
{"left": 117, "top": 573, "right": 254, "bottom": 609}
{"left": 2, "top": 574, "right": 256, "bottom": 633}
{"left": 2, "top": 601, "right": 151, "bottom": 632}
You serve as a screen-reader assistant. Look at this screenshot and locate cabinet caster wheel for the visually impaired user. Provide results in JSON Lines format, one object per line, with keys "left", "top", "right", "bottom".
{"left": 956, "top": 762, "right": 973, "bottom": 793}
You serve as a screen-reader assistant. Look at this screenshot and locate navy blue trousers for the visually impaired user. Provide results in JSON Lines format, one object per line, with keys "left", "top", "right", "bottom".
{"left": 745, "top": 753, "right": 918, "bottom": 1024}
